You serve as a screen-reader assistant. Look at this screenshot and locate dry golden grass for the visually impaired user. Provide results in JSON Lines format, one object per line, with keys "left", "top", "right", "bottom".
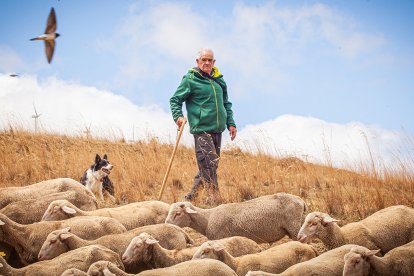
{"left": 0, "top": 128, "right": 413, "bottom": 223}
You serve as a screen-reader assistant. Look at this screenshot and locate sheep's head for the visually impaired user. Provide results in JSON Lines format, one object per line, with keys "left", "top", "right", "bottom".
{"left": 343, "top": 247, "right": 380, "bottom": 276}
{"left": 192, "top": 241, "right": 226, "bottom": 260}
{"left": 87, "top": 261, "right": 118, "bottom": 276}
{"left": 61, "top": 267, "right": 88, "bottom": 276}
{"left": 38, "top": 227, "right": 72, "bottom": 260}
{"left": 165, "top": 202, "right": 197, "bottom": 227}
{"left": 297, "top": 212, "right": 339, "bottom": 243}
{"left": 41, "top": 200, "right": 77, "bottom": 221}
{"left": 122, "top": 232, "right": 158, "bottom": 265}
{"left": 0, "top": 219, "right": 6, "bottom": 236}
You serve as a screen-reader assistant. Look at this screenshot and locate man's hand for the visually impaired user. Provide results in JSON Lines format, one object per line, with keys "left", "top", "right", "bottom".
{"left": 176, "top": 117, "right": 186, "bottom": 129}
{"left": 229, "top": 126, "right": 237, "bottom": 141}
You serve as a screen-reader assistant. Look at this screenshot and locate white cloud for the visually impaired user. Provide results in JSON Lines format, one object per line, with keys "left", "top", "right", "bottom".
{"left": 1, "top": 74, "right": 411, "bottom": 174}
{"left": 99, "top": 2, "right": 208, "bottom": 88}
{"left": 101, "top": 2, "right": 388, "bottom": 99}
{"left": 0, "top": 74, "right": 193, "bottom": 145}
{"left": 233, "top": 114, "right": 411, "bottom": 173}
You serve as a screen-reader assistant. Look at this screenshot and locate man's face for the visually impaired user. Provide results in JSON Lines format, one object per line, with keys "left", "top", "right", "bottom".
{"left": 196, "top": 51, "right": 215, "bottom": 74}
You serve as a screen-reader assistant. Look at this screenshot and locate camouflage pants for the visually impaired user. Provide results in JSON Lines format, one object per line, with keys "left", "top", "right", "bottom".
{"left": 186, "top": 132, "right": 222, "bottom": 198}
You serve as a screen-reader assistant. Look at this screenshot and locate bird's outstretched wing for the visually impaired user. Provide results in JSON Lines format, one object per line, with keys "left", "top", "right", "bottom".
{"left": 45, "top": 7, "right": 57, "bottom": 34}
{"left": 44, "top": 40, "right": 56, "bottom": 63}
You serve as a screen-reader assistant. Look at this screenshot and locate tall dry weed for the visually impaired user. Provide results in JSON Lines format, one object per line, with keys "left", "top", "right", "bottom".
{"left": 0, "top": 128, "right": 413, "bottom": 221}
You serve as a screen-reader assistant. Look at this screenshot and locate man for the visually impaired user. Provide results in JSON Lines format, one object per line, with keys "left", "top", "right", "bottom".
{"left": 170, "top": 48, "right": 237, "bottom": 201}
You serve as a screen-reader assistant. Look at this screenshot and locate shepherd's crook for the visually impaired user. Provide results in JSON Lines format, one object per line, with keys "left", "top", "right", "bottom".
{"left": 158, "top": 118, "right": 187, "bottom": 200}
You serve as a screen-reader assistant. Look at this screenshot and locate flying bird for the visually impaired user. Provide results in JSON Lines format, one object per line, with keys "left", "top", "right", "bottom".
{"left": 30, "top": 7, "right": 60, "bottom": 63}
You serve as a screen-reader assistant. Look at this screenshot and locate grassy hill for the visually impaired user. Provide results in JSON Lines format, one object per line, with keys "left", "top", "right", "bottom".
{"left": 1, "top": 128, "right": 412, "bottom": 223}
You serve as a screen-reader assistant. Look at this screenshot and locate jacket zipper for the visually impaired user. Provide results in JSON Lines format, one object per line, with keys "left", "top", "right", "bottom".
{"left": 210, "top": 80, "right": 219, "bottom": 130}
{"left": 194, "top": 70, "right": 220, "bottom": 131}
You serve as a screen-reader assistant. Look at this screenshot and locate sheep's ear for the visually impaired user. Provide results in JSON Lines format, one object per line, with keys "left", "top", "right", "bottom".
{"left": 62, "top": 227, "right": 71, "bottom": 232}
{"left": 184, "top": 206, "right": 198, "bottom": 214}
{"left": 59, "top": 232, "right": 73, "bottom": 241}
{"left": 102, "top": 268, "right": 116, "bottom": 276}
{"left": 145, "top": 237, "right": 159, "bottom": 245}
{"left": 95, "top": 154, "right": 101, "bottom": 163}
{"left": 321, "top": 215, "right": 339, "bottom": 225}
{"left": 0, "top": 219, "right": 4, "bottom": 225}
{"left": 62, "top": 206, "right": 77, "bottom": 214}
{"left": 363, "top": 249, "right": 381, "bottom": 258}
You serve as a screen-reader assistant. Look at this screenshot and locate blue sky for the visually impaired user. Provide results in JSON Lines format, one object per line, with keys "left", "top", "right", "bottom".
{"left": 0, "top": 0, "right": 413, "bottom": 171}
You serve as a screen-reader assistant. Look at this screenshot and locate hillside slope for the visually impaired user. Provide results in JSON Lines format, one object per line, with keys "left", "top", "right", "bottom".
{"left": 0, "top": 129, "right": 412, "bottom": 222}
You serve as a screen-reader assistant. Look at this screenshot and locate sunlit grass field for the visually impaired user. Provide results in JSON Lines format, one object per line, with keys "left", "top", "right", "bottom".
{"left": 0, "top": 127, "right": 413, "bottom": 224}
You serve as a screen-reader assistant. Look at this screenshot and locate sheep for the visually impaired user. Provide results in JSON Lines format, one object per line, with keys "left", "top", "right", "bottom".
{"left": 122, "top": 232, "right": 263, "bottom": 270}
{"left": 246, "top": 244, "right": 368, "bottom": 276}
{"left": 38, "top": 223, "right": 194, "bottom": 273}
{"left": 0, "top": 178, "right": 96, "bottom": 209}
{"left": 192, "top": 240, "right": 317, "bottom": 275}
{"left": 41, "top": 199, "right": 170, "bottom": 230}
{"left": 0, "top": 191, "right": 98, "bottom": 224}
{"left": 343, "top": 240, "right": 414, "bottom": 276}
{"left": 60, "top": 268, "right": 88, "bottom": 276}
{"left": 0, "top": 212, "right": 127, "bottom": 265}
{"left": 0, "top": 245, "right": 124, "bottom": 276}
{"left": 87, "top": 259, "right": 238, "bottom": 276}
{"left": 86, "top": 261, "right": 128, "bottom": 276}
{"left": 297, "top": 205, "right": 414, "bottom": 254}
{"left": 245, "top": 272, "right": 278, "bottom": 276}
{"left": 165, "top": 193, "right": 306, "bottom": 243}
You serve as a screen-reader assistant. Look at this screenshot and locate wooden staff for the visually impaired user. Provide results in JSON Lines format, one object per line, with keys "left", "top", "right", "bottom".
{"left": 158, "top": 118, "right": 186, "bottom": 200}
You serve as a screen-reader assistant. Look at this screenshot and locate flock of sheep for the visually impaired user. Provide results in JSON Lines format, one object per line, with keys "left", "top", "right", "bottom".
{"left": 0, "top": 177, "right": 413, "bottom": 275}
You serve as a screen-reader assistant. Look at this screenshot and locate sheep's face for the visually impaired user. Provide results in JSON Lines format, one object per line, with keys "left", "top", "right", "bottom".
{"left": 343, "top": 247, "right": 380, "bottom": 276}
{"left": 192, "top": 244, "right": 217, "bottom": 260}
{"left": 122, "top": 233, "right": 158, "bottom": 265}
{"left": 42, "top": 202, "right": 72, "bottom": 221}
{"left": 343, "top": 251, "right": 368, "bottom": 276}
{"left": 38, "top": 229, "right": 70, "bottom": 260}
{"left": 192, "top": 241, "right": 225, "bottom": 260}
{"left": 87, "top": 261, "right": 113, "bottom": 276}
{"left": 61, "top": 268, "right": 88, "bottom": 276}
{"left": 165, "top": 202, "right": 195, "bottom": 227}
{"left": 297, "top": 212, "right": 338, "bottom": 243}
{"left": 0, "top": 218, "right": 5, "bottom": 236}
{"left": 122, "top": 236, "right": 145, "bottom": 264}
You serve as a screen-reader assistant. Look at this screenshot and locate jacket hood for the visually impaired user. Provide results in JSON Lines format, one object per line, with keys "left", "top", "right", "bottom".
{"left": 189, "top": 66, "right": 222, "bottom": 79}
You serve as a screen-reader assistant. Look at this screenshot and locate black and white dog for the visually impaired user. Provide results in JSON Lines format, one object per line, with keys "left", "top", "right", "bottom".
{"left": 80, "top": 153, "right": 114, "bottom": 201}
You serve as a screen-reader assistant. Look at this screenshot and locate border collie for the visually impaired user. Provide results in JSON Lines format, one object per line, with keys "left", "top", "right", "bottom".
{"left": 80, "top": 153, "right": 114, "bottom": 201}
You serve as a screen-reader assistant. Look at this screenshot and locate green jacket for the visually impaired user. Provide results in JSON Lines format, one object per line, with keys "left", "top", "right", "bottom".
{"left": 170, "top": 67, "right": 236, "bottom": 134}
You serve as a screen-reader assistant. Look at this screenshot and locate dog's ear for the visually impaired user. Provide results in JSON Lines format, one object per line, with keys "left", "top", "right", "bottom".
{"left": 103, "top": 154, "right": 108, "bottom": 160}
{"left": 95, "top": 154, "right": 101, "bottom": 163}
